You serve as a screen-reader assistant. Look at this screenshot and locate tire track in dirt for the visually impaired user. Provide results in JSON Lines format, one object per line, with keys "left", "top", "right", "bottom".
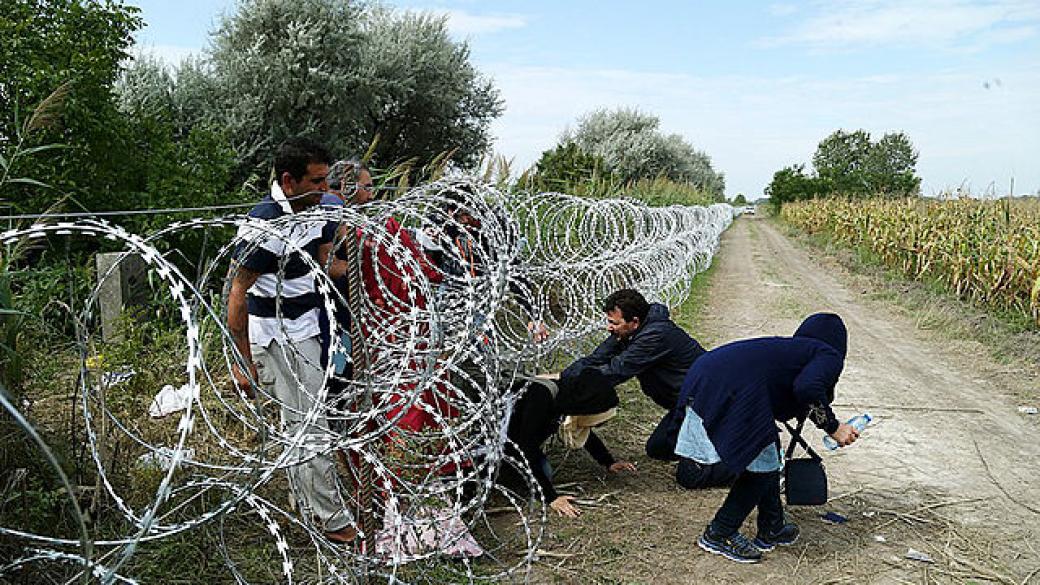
{"left": 750, "top": 218, "right": 1040, "bottom": 511}
{"left": 532, "top": 216, "right": 1040, "bottom": 584}
{"left": 696, "top": 216, "right": 1040, "bottom": 582}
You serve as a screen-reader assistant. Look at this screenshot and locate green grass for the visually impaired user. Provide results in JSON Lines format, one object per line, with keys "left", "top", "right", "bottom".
{"left": 670, "top": 254, "right": 720, "bottom": 335}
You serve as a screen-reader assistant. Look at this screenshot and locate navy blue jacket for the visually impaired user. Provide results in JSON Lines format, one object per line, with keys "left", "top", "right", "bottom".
{"left": 677, "top": 313, "right": 846, "bottom": 474}
{"left": 564, "top": 303, "right": 705, "bottom": 410}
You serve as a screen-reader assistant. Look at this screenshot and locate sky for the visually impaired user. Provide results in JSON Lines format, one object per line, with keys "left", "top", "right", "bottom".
{"left": 129, "top": 0, "right": 1040, "bottom": 198}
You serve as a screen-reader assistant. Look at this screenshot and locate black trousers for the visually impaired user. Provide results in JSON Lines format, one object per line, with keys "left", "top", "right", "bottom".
{"left": 646, "top": 408, "right": 737, "bottom": 489}
{"left": 709, "top": 470, "right": 784, "bottom": 538}
{"left": 645, "top": 407, "right": 683, "bottom": 461}
{"left": 676, "top": 458, "right": 736, "bottom": 489}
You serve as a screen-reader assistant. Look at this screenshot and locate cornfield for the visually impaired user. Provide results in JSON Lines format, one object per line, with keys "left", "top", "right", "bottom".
{"left": 781, "top": 197, "right": 1040, "bottom": 327}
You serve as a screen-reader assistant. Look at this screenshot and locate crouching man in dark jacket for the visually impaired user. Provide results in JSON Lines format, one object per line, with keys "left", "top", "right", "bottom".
{"left": 678, "top": 313, "right": 860, "bottom": 563}
{"left": 562, "top": 289, "right": 729, "bottom": 483}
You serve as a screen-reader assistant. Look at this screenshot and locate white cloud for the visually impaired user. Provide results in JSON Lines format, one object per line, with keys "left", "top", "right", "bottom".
{"left": 761, "top": 0, "right": 1040, "bottom": 50}
{"left": 441, "top": 9, "right": 528, "bottom": 36}
{"left": 483, "top": 62, "right": 1040, "bottom": 196}
{"left": 964, "top": 24, "right": 1038, "bottom": 51}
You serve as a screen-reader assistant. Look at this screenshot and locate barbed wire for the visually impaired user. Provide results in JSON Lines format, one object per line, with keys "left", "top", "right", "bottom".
{"left": 0, "top": 184, "right": 408, "bottom": 222}
{"left": 0, "top": 176, "right": 735, "bottom": 584}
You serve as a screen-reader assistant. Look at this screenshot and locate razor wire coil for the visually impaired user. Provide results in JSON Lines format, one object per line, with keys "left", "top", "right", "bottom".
{"left": 0, "top": 177, "right": 734, "bottom": 584}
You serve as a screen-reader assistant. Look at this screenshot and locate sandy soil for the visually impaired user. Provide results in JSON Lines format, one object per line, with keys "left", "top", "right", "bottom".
{"left": 527, "top": 216, "right": 1040, "bottom": 584}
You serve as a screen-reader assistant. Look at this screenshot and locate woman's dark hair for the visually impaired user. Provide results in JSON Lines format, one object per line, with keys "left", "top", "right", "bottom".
{"left": 556, "top": 367, "right": 619, "bottom": 415}
{"left": 438, "top": 181, "right": 478, "bottom": 217}
{"left": 602, "top": 289, "right": 650, "bottom": 322}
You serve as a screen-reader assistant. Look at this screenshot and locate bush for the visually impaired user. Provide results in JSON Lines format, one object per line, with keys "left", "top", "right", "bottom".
{"left": 561, "top": 107, "right": 725, "bottom": 197}
{"left": 0, "top": 0, "right": 142, "bottom": 215}
{"left": 764, "top": 164, "right": 826, "bottom": 213}
{"left": 530, "top": 142, "right": 615, "bottom": 194}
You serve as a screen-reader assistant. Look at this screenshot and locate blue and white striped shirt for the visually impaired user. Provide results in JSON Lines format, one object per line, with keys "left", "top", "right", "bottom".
{"left": 235, "top": 183, "right": 336, "bottom": 348}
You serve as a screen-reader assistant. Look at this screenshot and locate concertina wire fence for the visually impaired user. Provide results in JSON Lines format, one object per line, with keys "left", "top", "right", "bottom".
{"left": 0, "top": 177, "right": 735, "bottom": 584}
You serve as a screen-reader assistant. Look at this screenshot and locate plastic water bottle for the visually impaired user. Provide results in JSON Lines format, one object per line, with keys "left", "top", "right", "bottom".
{"left": 823, "top": 413, "right": 872, "bottom": 450}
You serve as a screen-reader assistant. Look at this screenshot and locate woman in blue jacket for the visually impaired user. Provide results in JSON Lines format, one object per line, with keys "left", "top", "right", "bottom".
{"left": 676, "top": 313, "right": 859, "bottom": 563}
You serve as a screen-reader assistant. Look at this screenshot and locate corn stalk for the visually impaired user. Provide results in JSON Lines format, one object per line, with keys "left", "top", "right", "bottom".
{"left": 782, "top": 196, "right": 1040, "bottom": 326}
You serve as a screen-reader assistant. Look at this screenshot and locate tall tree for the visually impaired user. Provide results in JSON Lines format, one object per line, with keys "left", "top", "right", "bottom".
{"left": 811, "top": 129, "right": 873, "bottom": 194}
{"left": 175, "top": 0, "right": 502, "bottom": 181}
{"left": 866, "top": 132, "right": 921, "bottom": 195}
{"left": 811, "top": 129, "right": 920, "bottom": 197}
{"left": 561, "top": 107, "right": 725, "bottom": 197}
{"left": 358, "top": 8, "right": 502, "bottom": 168}
{"left": 204, "top": 0, "right": 367, "bottom": 176}
{"left": 0, "top": 0, "right": 142, "bottom": 214}
{"left": 115, "top": 55, "right": 238, "bottom": 229}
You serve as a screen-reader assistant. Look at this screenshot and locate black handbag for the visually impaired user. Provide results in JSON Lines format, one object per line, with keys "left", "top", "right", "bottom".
{"left": 783, "top": 416, "right": 828, "bottom": 506}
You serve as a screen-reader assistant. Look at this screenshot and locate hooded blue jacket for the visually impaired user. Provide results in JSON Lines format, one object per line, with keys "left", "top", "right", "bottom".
{"left": 676, "top": 313, "right": 847, "bottom": 474}
{"left": 563, "top": 303, "right": 705, "bottom": 409}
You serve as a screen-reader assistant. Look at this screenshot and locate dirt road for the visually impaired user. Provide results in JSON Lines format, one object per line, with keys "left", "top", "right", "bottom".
{"left": 533, "top": 216, "right": 1040, "bottom": 584}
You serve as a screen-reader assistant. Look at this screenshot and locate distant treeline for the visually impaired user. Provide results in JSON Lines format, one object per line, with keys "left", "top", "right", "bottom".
{"left": 765, "top": 129, "right": 922, "bottom": 211}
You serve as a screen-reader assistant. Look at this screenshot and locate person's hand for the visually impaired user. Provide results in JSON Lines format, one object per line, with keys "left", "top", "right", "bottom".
{"left": 829, "top": 422, "right": 859, "bottom": 447}
{"left": 232, "top": 362, "right": 258, "bottom": 399}
{"left": 527, "top": 321, "right": 549, "bottom": 343}
{"left": 549, "top": 495, "right": 581, "bottom": 518}
{"left": 608, "top": 460, "right": 638, "bottom": 474}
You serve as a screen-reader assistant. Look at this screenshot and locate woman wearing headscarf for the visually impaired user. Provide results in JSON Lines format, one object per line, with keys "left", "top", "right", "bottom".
{"left": 675, "top": 313, "right": 859, "bottom": 563}
{"left": 503, "top": 367, "right": 637, "bottom": 518}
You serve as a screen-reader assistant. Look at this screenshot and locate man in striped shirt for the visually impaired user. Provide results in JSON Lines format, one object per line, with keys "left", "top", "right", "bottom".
{"left": 226, "top": 137, "right": 356, "bottom": 544}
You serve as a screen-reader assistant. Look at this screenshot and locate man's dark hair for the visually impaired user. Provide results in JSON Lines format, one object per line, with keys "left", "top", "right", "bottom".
{"left": 274, "top": 137, "right": 332, "bottom": 181}
{"left": 603, "top": 289, "right": 650, "bottom": 322}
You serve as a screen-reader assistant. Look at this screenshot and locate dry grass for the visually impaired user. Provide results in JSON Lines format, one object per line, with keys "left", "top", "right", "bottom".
{"left": 777, "top": 216, "right": 1040, "bottom": 384}
{"left": 781, "top": 197, "right": 1040, "bottom": 328}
